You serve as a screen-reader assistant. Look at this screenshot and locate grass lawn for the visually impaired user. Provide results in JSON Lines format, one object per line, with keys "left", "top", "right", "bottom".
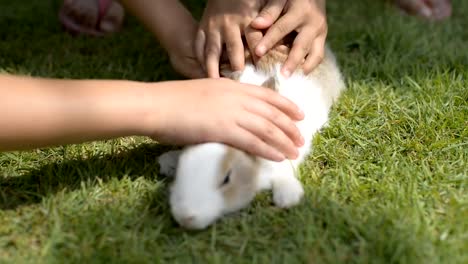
{"left": 1, "top": 0, "right": 467, "bottom": 263}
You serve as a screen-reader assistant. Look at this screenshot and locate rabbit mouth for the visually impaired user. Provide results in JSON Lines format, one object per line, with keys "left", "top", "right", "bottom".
{"left": 172, "top": 207, "right": 222, "bottom": 230}
{"left": 175, "top": 215, "right": 216, "bottom": 230}
{"left": 170, "top": 191, "right": 225, "bottom": 230}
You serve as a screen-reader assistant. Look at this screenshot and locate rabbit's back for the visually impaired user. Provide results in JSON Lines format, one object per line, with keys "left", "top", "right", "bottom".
{"left": 235, "top": 47, "right": 344, "bottom": 166}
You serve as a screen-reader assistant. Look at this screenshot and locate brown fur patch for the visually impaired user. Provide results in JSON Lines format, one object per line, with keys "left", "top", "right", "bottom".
{"left": 219, "top": 32, "right": 298, "bottom": 77}
{"left": 220, "top": 149, "right": 236, "bottom": 182}
{"left": 220, "top": 150, "right": 261, "bottom": 208}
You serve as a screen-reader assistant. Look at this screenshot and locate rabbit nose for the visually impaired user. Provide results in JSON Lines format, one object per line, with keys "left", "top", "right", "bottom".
{"left": 180, "top": 215, "right": 196, "bottom": 227}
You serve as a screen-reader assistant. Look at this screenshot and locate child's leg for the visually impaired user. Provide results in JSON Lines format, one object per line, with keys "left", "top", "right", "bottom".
{"left": 59, "top": 0, "right": 203, "bottom": 77}
{"left": 59, "top": 0, "right": 125, "bottom": 36}
{"left": 392, "top": 0, "right": 452, "bottom": 21}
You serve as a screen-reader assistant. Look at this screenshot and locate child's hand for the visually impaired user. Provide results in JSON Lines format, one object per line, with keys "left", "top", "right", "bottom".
{"left": 251, "top": 0, "right": 327, "bottom": 77}
{"left": 146, "top": 78, "right": 305, "bottom": 161}
{"left": 120, "top": 0, "right": 205, "bottom": 79}
{"left": 195, "top": 0, "right": 264, "bottom": 78}
{"left": 167, "top": 26, "right": 206, "bottom": 79}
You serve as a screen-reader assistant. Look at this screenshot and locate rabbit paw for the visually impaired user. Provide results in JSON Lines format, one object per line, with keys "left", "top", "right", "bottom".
{"left": 272, "top": 177, "right": 304, "bottom": 208}
{"left": 157, "top": 150, "right": 181, "bottom": 176}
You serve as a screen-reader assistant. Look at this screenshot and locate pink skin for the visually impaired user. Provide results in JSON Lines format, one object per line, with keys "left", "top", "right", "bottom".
{"left": 195, "top": 0, "right": 327, "bottom": 78}
{"left": 0, "top": 75, "right": 304, "bottom": 161}
{"left": 393, "top": 0, "right": 452, "bottom": 21}
{"left": 59, "top": 0, "right": 125, "bottom": 36}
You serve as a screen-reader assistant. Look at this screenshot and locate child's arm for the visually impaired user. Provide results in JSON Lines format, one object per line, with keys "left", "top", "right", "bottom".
{"left": 0, "top": 74, "right": 149, "bottom": 151}
{"left": 0, "top": 74, "right": 304, "bottom": 161}
{"left": 119, "top": 0, "right": 204, "bottom": 78}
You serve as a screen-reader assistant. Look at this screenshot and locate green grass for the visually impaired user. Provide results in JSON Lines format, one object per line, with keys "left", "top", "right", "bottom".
{"left": 1, "top": 0, "right": 467, "bottom": 263}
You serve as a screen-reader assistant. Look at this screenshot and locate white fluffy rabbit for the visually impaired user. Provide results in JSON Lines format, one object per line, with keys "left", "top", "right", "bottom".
{"left": 158, "top": 42, "right": 345, "bottom": 230}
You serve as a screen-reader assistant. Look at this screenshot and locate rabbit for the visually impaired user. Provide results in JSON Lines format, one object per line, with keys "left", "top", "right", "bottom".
{"left": 158, "top": 39, "right": 345, "bottom": 230}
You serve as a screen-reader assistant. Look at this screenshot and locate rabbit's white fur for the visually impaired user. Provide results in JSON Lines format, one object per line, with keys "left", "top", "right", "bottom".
{"left": 158, "top": 47, "right": 345, "bottom": 230}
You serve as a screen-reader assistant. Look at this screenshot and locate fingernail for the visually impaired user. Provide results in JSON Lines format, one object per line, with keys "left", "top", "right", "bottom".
{"left": 273, "top": 151, "right": 285, "bottom": 161}
{"left": 282, "top": 69, "right": 291, "bottom": 78}
{"left": 290, "top": 149, "right": 299, "bottom": 160}
{"left": 253, "top": 17, "right": 266, "bottom": 24}
{"left": 298, "top": 135, "right": 305, "bottom": 146}
{"left": 296, "top": 108, "right": 305, "bottom": 120}
{"left": 256, "top": 45, "right": 266, "bottom": 56}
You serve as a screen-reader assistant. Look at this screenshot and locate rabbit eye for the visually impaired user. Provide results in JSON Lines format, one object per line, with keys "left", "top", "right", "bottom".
{"left": 221, "top": 170, "right": 232, "bottom": 186}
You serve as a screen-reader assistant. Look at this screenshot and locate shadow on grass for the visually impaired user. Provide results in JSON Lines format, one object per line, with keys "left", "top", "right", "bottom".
{"left": 324, "top": 0, "right": 468, "bottom": 88}
{"left": 0, "top": 144, "right": 176, "bottom": 210}
{"left": 0, "top": 0, "right": 184, "bottom": 82}
{"left": 0, "top": 0, "right": 464, "bottom": 86}
{"left": 0, "top": 0, "right": 466, "bottom": 261}
{"left": 38, "top": 187, "right": 431, "bottom": 263}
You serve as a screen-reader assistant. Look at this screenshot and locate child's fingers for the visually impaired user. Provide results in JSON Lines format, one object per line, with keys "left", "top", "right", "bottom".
{"left": 237, "top": 112, "right": 298, "bottom": 160}
{"left": 195, "top": 29, "right": 206, "bottom": 72}
{"left": 244, "top": 26, "right": 263, "bottom": 63}
{"left": 225, "top": 128, "right": 285, "bottom": 161}
{"left": 302, "top": 35, "right": 326, "bottom": 74}
{"left": 205, "top": 31, "right": 222, "bottom": 78}
{"left": 243, "top": 98, "right": 304, "bottom": 147}
{"left": 238, "top": 82, "right": 304, "bottom": 121}
{"left": 251, "top": 0, "right": 287, "bottom": 29}
{"left": 281, "top": 27, "right": 315, "bottom": 77}
{"left": 255, "top": 13, "right": 299, "bottom": 57}
{"left": 223, "top": 27, "right": 245, "bottom": 72}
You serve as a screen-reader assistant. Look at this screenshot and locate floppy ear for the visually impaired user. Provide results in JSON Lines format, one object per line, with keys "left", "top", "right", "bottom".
{"left": 220, "top": 63, "right": 242, "bottom": 81}
{"left": 260, "top": 76, "right": 280, "bottom": 92}
{"left": 157, "top": 150, "right": 182, "bottom": 177}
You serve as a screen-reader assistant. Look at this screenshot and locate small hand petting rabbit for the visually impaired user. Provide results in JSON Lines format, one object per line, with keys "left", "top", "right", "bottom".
{"left": 158, "top": 33, "right": 346, "bottom": 230}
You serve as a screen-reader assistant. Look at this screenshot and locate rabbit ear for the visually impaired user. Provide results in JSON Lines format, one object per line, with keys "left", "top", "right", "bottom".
{"left": 245, "top": 153, "right": 260, "bottom": 168}
{"left": 220, "top": 64, "right": 242, "bottom": 81}
{"left": 219, "top": 63, "right": 231, "bottom": 77}
{"left": 158, "top": 150, "right": 182, "bottom": 177}
{"left": 260, "top": 76, "right": 280, "bottom": 92}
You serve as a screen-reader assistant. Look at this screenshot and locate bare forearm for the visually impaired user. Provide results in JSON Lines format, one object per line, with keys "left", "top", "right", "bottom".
{"left": 0, "top": 74, "right": 151, "bottom": 151}
{"left": 119, "top": 0, "right": 197, "bottom": 53}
